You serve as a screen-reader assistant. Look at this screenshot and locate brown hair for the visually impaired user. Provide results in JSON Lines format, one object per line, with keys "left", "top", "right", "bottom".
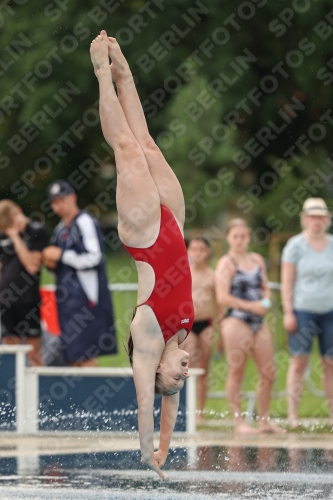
{"left": 125, "top": 308, "right": 165, "bottom": 395}
{"left": 226, "top": 218, "right": 251, "bottom": 235}
{"left": 0, "top": 200, "right": 18, "bottom": 232}
{"left": 186, "top": 236, "right": 211, "bottom": 249}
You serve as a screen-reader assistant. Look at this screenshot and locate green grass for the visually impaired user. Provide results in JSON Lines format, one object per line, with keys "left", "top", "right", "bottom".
{"left": 205, "top": 348, "right": 329, "bottom": 420}
{"left": 41, "top": 252, "right": 331, "bottom": 419}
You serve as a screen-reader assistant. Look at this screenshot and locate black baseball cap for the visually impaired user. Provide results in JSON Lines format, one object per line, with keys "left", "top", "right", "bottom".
{"left": 47, "top": 180, "right": 75, "bottom": 201}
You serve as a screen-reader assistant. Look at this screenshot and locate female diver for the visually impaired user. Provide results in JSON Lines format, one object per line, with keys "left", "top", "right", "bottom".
{"left": 90, "top": 31, "right": 194, "bottom": 479}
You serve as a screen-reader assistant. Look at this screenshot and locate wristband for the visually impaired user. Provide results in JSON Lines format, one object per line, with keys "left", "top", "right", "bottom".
{"left": 261, "top": 298, "right": 271, "bottom": 309}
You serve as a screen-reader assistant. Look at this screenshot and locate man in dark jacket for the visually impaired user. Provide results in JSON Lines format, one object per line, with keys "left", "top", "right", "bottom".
{"left": 43, "top": 180, "right": 117, "bottom": 366}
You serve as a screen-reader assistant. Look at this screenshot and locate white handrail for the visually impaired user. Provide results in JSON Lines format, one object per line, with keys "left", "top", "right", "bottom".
{"left": 0, "top": 346, "right": 32, "bottom": 354}
{"left": 41, "top": 283, "right": 139, "bottom": 292}
{"left": 26, "top": 367, "right": 204, "bottom": 377}
{"left": 41, "top": 282, "right": 280, "bottom": 292}
{"left": 23, "top": 366, "right": 204, "bottom": 435}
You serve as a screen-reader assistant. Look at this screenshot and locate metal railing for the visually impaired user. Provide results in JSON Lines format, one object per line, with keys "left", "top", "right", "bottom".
{"left": 0, "top": 345, "right": 204, "bottom": 434}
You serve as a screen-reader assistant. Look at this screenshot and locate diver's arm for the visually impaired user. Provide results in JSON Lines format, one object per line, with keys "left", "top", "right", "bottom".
{"left": 132, "top": 353, "right": 166, "bottom": 479}
{"left": 154, "top": 392, "right": 180, "bottom": 467}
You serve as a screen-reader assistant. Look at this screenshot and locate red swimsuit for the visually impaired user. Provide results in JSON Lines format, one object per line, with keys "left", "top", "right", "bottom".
{"left": 123, "top": 206, "right": 194, "bottom": 343}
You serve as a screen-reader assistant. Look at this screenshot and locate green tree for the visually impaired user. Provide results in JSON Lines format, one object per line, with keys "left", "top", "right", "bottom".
{"left": 1, "top": 0, "right": 333, "bottom": 234}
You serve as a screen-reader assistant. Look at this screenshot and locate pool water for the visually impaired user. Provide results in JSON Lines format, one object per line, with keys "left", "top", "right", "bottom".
{"left": 0, "top": 444, "right": 333, "bottom": 499}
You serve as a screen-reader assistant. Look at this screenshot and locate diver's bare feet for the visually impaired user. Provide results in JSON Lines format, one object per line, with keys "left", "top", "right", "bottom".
{"left": 107, "top": 36, "right": 131, "bottom": 82}
{"left": 90, "top": 31, "right": 109, "bottom": 77}
{"left": 234, "top": 421, "right": 259, "bottom": 435}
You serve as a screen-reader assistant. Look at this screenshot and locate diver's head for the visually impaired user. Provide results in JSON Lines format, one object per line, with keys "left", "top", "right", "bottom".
{"left": 126, "top": 308, "right": 189, "bottom": 396}
{"left": 155, "top": 347, "right": 189, "bottom": 396}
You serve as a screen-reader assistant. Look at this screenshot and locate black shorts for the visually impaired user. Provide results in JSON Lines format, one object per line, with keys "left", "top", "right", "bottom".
{"left": 191, "top": 318, "right": 213, "bottom": 335}
{"left": 1, "top": 303, "right": 41, "bottom": 339}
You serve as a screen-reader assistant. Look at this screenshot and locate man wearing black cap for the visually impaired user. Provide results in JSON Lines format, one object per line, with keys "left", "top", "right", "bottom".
{"left": 43, "top": 180, "right": 117, "bottom": 366}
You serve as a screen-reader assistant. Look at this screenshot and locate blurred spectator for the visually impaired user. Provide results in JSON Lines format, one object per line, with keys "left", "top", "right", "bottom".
{"left": 0, "top": 200, "right": 49, "bottom": 366}
{"left": 184, "top": 237, "right": 218, "bottom": 423}
{"left": 42, "top": 180, "right": 117, "bottom": 367}
{"left": 281, "top": 197, "right": 333, "bottom": 428}
{"left": 216, "top": 218, "right": 284, "bottom": 434}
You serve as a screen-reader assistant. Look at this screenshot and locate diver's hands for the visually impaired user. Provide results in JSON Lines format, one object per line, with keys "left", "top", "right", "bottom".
{"left": 154, "top": 449, "right": 168, "bottom": 468}
{"left": 141, "top": 455, "right": 166, "bottom": 480}
{"left": 141, "top": 448, "right": 168, "bottom": 478}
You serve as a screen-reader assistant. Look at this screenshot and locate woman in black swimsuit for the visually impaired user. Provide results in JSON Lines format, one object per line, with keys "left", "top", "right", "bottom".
{"left": 215, "top": 219, "right": 284, "bottom": 434}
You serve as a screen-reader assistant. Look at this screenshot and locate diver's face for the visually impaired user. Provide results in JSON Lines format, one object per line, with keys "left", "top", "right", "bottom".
{"left": 157, "top": 349, "right": 189, "bottom": 394}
